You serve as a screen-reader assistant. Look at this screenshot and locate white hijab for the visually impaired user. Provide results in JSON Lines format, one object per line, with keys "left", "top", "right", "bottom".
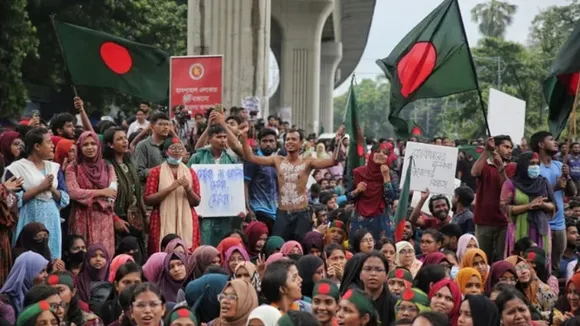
{"left": 246, "top": 305, "right": 281, "bottom": 326}
{"left": 5, "top": 158, "right": 60, "bottom": 201}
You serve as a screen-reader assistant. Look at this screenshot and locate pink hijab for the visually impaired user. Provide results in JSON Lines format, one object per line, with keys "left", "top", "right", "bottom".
{"left": 108, "top": 254, "right": 135, "bottom": 282}
{"left": 142, "top": 252, "right": 168, "bottom": 282}
{"left": 76, "top": 131, "right": 110, "bottom": 189}
{"left": 280, "top": 241, "right": 303, "bottom": 256}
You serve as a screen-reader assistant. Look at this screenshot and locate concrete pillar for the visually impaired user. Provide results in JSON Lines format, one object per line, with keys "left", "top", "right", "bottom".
{"left": 319, "top": 41, "right": 342, "bottom": 133}
{"left": 187, "top": 0, "right": 271, "bottom": 116}
{"left": 272, "top": 0, "right": 334, "bottom": 134}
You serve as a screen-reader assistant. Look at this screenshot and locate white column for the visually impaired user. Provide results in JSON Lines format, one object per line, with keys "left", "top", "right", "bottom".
{"left": 271, "top": 0, "right": 334, "bottom": 133}
{"left": 187, "top": 0, "right": 270, "bottom": 115}
{"left": 319, "top": 41, "right": 342, "bottom": 133}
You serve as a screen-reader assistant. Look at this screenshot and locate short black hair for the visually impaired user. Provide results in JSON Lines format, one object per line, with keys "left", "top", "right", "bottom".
{"left": 267, "top": 115, "right": 276, "bottom": 121}
{"left": 421, "top": 228, "right": 443, "bottom": 244}
{"left": 130, "top": 282, "right": 165, "bottom": 304}
{"left": 136, "top": 108, "right": 147, "bottom": 115}
{"left": 413, "top": 264, "right": 446, "bottom": 295}
{"left": 150, "top": 112, "right": 170, "bottom": 124}
{"left": 160, "top": 234, "right": 180, "bottom": 251}
{"left": 139, "top": 101, "right": 150, "bottom": 107}
{"left": 50, "top": 113, "right": 75, "bottom": 136}
{"left": 259, "top": 128, "right": 277, "bottom": 140}
{"left": 530, "top": 131, "right": 552, "bottom": 153}
{"left": 323, "top": 243, "right": 344, "bottom": 258}
{"left": 281, "top": 311, "right": 320, "bottom": 326}
{"left": 114, "top": 262, "right": 142, "bottom": 284}
{"left": 416, "top": 312, "right": 449, "bottom": 326}
{"left": 261, "top": 259, "right": 295, "bottom": 303}
{"left": 225, "top": 116, "right": 242, "bottom": 125}
{"left": 566, "top": 218, "right": 578, "bottom": 230}
{"left": 285, "top": 128, "right": 304, "bottom": 141}
{"left": 495, "top": 287, "right": 531, "bottom": 315}
{"left": 439, "top": 223, "right": 462, "bottom": 239}
{"left": 494, "top": 135, "right": 512, "bottom": 147}
{"left": 320, "top": 192, "right": 334, "bottom": 205}
{"left": 24, "top": 284, "right": 59, "bottom": 308}
{"left": 454, "top": 186, "right": 474, "bottom": 207}
{"left": 208, "top": 124, "right": 226, "bottom": 137}
{"left": 428, "top": 195, "right": 449, "bottom": 214}
{"left": 24, "top": 127, "right": 49, "bottom": 155}
{"left": 351, "top": 229, "right": 374, "bottom": 254}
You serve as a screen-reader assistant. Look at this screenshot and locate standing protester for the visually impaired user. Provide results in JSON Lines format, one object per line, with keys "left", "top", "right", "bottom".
{"left": 134, "top": 112, "right": 172, "bottom": 183}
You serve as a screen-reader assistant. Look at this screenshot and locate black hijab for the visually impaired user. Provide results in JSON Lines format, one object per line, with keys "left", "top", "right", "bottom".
{"left": 13, "top": 222, "right": 51, "bottom": 260}
{"left": 465, "top": 295, "right": 500, "bottom": 326}
{"left": 339, "top": 252, "right": 366, "bottom": 295}
{"left": 115, "top": 236, "right": 143, "bottom": 265}
{"left": 297, "top": 255, "right": 324, "bottom": 298}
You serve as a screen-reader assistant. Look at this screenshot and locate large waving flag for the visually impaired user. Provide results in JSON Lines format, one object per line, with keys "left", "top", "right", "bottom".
{"left": 344, "top": 77, "right": 365, "bottom": 176}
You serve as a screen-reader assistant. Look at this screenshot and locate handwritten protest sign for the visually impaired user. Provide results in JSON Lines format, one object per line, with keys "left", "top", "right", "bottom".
{"left": 400, "top": 142, "right": 458, "bottom": 196}
{"left": 410, "top": 178, "right": 461, "bottom": 217}
{"left": 191, "top": 164, "right": 245, "bottom": 217}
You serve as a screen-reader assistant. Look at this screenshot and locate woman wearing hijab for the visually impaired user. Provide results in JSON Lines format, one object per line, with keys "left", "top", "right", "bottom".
{"left": 223, "top": 246, "right": 250, "bottom": 275}
{"left": 524, "top": 246, "right": 558, "bottom": 295}
{"left": 349, "top": 143, "right": 398, "bottom": 241}
{"left": 158, "top": 252, "right": 188, "bottom": 302}
{"left": 244, "top": 221, "right": 268, "bottom": 260}
{"left": 108, "top": 254, "right": 135, "bottom": 282}
{"left": 76, "top": 244, "right": 111, "bottom": 302}
{"left": 262, "top": 236, "right": 284, "bottom": 258}
{"left": 458, "top": 295, "right": 499, "bottom": 326}
{"left": 302, "top": 232, "right": 324, "bottom": 256}
{"left": 0, "top": 178, "right": 18, "bottom": 286}
{"left": 189, "top": 246, "right": 220, "bottom": 280}
{"left": 165, "top": 238, "right": 189, "bottom": 255}
{"left": 395, "top": 241, "right": 422, "bottom": 277}
{"left": 339, "top": 253, "right": 366, "bottom": 295}
{"left": 6, "top": 127, "right": 69, "bottom": 260}
{"left": 12, "top": 222, "right": 52, "bottom": 261}
{"left": 460, "top": 249, "right": 489, "bottom": 285}
{"left": 67, "top": 131, "right": 117, "bottom": 257}
{"left": 484, "top": 261, "right": 517, "bottom": 294}
{"left": 218, "top": 237, "right": 245, "bottom": 263}
{"left": 115, "top": 236, "right": 144, "bottom": 266}
{"left": 0, "top": 251, "right": 48, "bottom": 316}
{"left": 142, "top": 252, "right": 168, "bottom": 282}
{"left": 456, "top": 234, "right": 479, "bottom": 263}
{"left": 501, "top": 152, "right": 555, "bottom": 260}
{"left": 210, "top": 279, "right": 258, "bottom": 326}
{"left": 455, "top": 268, "right": 483, "bottom": 295}
{"left": 246, "top": 305, "right": 281, "bottom": 326}
{"left": 185, "top": 274, "right": 229, "bottom": 324}
{"left": 504, "top": 255, "right": 555, "bottom": 321}
{"left": 428, "top": 279, "right": 461, "bottom": 326}
{"left": 297, "top": 255, "right": 325, "bottom": 300}
{"left": 280, "top": 241, "right": 303, "bottom": 260}
{"left": 53, "top": 138, "right": 75, "bottom": 170}
{"left": 145, "top": 137, "right": 201, "bottom": 255}
{"left": 0, "top": 131, "right": 22, "bottom": 177}
{"left": 554, "top": 273, "right": 580, "bottom": 326}
{"left": 103, "top": 127, "right": 147, "bottom": 258}
{"left": 233, "top": 262, "right": 260, "bottom": 292}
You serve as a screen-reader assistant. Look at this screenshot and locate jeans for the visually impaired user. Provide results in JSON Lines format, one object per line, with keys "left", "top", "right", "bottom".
{"left": 272, "top": 208, "right": 312, "bottom": 242}
{"left": 475, "top": 224, "right": 506, "bottom": 263}
{"left": 551, "top": 229, "right": 567, "bottom": 277}
{"left": 349, "top": 212, "right": 392, "bottom": 243}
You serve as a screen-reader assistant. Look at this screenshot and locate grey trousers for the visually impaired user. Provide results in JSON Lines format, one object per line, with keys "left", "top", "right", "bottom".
{"left": 475, "top": 224, "right": 506, "bottom": 263}
{"left": 551, "top": 229, "right": 567, "bottom": 276}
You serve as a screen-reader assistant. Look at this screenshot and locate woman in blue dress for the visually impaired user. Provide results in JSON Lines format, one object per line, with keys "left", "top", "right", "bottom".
{"left": 3, "top": 127, "right": 69, "bottom": 259}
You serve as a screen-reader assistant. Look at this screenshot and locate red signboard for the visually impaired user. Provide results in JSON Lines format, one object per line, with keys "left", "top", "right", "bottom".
{"left": 169, "top": 55, "right": 223, "bottom": 116}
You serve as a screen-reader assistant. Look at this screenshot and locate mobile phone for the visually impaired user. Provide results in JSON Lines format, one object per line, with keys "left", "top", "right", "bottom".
{"left": 32, "top": 110, "right": 40, "bottom": 118}
{"left": 214, "top": 104, "right": 223, "bottom": 114}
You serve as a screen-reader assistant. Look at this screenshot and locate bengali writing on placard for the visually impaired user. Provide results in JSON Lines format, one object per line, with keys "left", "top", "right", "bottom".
{"left": 401, "top": 142, "right": 458, "bottom": 196}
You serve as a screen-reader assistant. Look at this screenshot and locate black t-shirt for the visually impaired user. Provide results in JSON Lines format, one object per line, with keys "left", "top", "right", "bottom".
{"left": 457, "top": 158, "right": 476, "bottom": 191}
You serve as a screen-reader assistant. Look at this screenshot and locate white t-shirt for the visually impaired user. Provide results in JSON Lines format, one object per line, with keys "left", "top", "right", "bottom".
{"left": 127, "top": 120, "right": 150, "bottom": 137}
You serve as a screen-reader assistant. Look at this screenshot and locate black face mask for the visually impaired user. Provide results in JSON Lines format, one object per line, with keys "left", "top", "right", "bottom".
{"left": 288, "top": 254, "right": 302, "bottom": 262}
{"left": 68, "top": 250, "right": 86, "bottom": 264}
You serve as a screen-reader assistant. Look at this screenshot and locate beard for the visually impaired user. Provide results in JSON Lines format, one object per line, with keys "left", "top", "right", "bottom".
{"left": 435, "top": 210, "right": 449, "bottom": 220}
{"left": 451, "top": 204, "right": 457, "bottom": 213}
{"left": 547, "top": 148, "right": 558, "bottom": 156}
{"left": 261, "top": 147, "right": 275, "bottom": 156}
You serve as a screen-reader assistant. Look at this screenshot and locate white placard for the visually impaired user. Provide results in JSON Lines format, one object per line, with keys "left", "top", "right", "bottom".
{"left": 400, "top": 142, "right": 458, "bottom": 196}
{"left": 242, "top": 96, "right": 261, "bottom": 113}
{"left": 280, "top": 107, "right": 292, "bottom": 124}
{"left": 410, "top": 178, "right": 461, "bottom": 217}
{"left": 191, "top": 164, "right": 246, "bottom": 217}
{"left": 488, "top": 88, "right": 526, "bottom": 145}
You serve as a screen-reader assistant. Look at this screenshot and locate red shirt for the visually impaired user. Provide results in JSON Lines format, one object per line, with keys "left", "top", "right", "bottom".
{"left": 474, "top": 162, "right": 516, "bottom": 226}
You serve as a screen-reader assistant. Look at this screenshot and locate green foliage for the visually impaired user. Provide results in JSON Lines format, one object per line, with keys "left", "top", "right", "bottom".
{"left": 470, "top": 0, "right": 517, "bottom": 39}
{"left": 2, "top": 0, "right": 187, "bottom": 117}
{"left": 529, "top": 0, "right": 580, "bottom": 57}
{"left": 333, "top": 77, "right": 394, "bottom": 139}
{"left": 0, "top": 0, "right": 39, "bottom": 118}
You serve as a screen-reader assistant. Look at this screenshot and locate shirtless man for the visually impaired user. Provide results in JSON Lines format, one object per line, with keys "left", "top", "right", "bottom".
{"left": 241, "top": 128, "right": 339, "bottom": 242}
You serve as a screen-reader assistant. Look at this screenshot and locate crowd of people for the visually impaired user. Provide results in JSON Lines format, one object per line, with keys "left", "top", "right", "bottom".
{"left": 0, "top": 99, "right": 580, "bottom": 326}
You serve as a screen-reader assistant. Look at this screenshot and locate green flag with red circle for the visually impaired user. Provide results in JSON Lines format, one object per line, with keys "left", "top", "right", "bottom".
{"left": 53, "top": 20, "right": 170, "bottom": 103}
{"left": 376, "top": 0, "right": 478, "bottom": 139}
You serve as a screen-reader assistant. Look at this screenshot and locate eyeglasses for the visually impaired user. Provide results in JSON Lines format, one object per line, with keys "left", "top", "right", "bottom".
{"left": 399, "top": 249, "right": 414, "bottom": 255}
{"left": 218, "top": 294, "right": 238, "bottom": 302}
{"left": 515, "top": 265, "right": 529, "bottom": 272}
{"left": 440, "top": 263, "right": 452, "bottom": 270}
{"left": 362, "top": 266, "right": 386, "bottom": 273}
{"left": 133, "top": 301, "right": 163, "bottom": 309}
{"left": 49, "top": 302, "right": 65, "bottom": 311}
{"left": 168, "top": 146, "right": 185, "bottom": 153}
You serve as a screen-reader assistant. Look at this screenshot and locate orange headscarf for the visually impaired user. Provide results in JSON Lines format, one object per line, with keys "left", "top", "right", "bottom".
{"left": 217, "top": 237, "right": 245, "bottom": 263}
{"left": 456, "top": 267, "right": 482, "bottom": 295}
{"left": 505, "top": 255, "right": 539, "bottom": 305}
{"left": 54, "top": 139, "right": 75, "bottom": 166}
{"left": 460, "top": 248, "right": 489, "bottom": 285}
{"left": 568, "top": 273, "right": 580, "bottom": 313}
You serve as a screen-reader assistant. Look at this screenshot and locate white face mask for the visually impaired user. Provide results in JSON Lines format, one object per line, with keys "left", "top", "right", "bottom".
{"left": 167, "top": 156, "right": 183, "bottom": 165}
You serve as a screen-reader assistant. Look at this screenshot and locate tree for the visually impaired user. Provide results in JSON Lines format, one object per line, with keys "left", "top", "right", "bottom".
{"left": 529, "top": 0, "right": 580, "bottom": 57}
{"left": 333, "top": 77, "right": 394, "bottom": 139}
{"left": 471, "top": 0, "right": 517, "bottom": 38}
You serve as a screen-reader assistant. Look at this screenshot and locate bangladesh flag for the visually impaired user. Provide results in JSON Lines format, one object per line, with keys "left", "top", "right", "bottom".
{"left": 394, "top": 156, "right": 413, "bottom": 242}
{"left": 543, "top": 21, "right": 580, "bottom": 138}
{"left": 344, "top": 78, "right": 365, "bottom": 177}
{"left": 376, "top": 0, "right": 478, "bottom": 138}
{"left": 53, "top": 20, "right": 170, "bottom": 103}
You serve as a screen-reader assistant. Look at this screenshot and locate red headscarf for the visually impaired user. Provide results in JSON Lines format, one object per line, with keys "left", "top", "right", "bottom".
{"left": 352, "top": 142, "right": 397, "bottom": 217}
{"left": 568, "top": 273, "right": 580, "bottom": 313}
{"left": 54, "top": 139, "right": 75, "bottom": 166}
{"left": 76, "top": 131, "right": 110, "bottom": 189}
{"left": 0, "top": 131, "right": 20, "bottom": 166}
{"left": 429, "top": 279, "right": 461, "bottom": 326}
{"left": 217, "top": 237, "right": 245, "bottom": 263}
{"left": 244, "top": 221, "right": 268, "bottom": 256}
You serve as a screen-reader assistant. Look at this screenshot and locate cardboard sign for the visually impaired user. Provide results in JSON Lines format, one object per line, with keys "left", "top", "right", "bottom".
{"left": 400, "top": 142, "right": 458, "bottom": 196}
{"left": 488, "top": 88, "right": 526, "bottom": 145}
{"left": 242, "top": 96, "right": 261, "bottom": 113}
{"left": 191, "top": 164, "right": 245, "bottom": 217}
{"left": 410, "top": 178, "right": 461, "bottom": 217}
{"left": 170, "top": 55, "right": 223, "bottom": 116}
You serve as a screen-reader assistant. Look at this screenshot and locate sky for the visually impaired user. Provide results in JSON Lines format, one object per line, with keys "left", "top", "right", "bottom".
{"left": 332, "top": 0, "right": 570, "bottom": 95}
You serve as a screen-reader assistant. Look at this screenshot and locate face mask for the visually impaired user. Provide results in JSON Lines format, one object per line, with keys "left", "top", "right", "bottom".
{"left": 450, "top": 266, "right": 459, "bottom": 279}
{"left": 288, "top": 254, "right": 302, "bottom": 262}
{"left": 528, "top": 165, "right": 540, "bottom": 179}
{"left": 68, "top": 250, "right": 86, "bottom": 264}
{"left": 167, "top": 156, "right": 183, "bottom": 165}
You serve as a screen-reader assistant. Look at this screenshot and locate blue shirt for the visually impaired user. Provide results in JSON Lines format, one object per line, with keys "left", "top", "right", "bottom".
{"left": 540, "top": 160, "right": 565, "bottom": 230}
{"left": 244, "top": 150, "right": 278, "bottom": 218}
{"left": 569, "top": 154, "right": 580, "bottom": 181}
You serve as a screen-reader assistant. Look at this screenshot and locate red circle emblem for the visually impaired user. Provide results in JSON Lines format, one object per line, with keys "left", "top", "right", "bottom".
{"left": 402, "top": 289, "right": 414, "bottom": 301}
{"left": 343, "top": 289, "right": 353, "bottom": 300}
{"left": 528, "top": 252, "right": 537, "bottom": 261}
{"left": 394, "top": 269, "right": 405, "bottom": 279}
{"left": 335, "top": 221, "right": 343, "bottom": 228}
{"left": 47, "top": 274, "right": 59, "bottom": 285}
{"left": 100, "top": 42, "right": 133, "bottom": 74}
{"left": 177, "top": 308, "right": 190, "bottom": 318}
{"left": 318, "top": 283, "right": 331, "bottom": 294}
{"left": 38, "top": 300, "right": 50, "bottom": 311}
{"left": 397, "top": 42, "right": 437, "bottom": 98}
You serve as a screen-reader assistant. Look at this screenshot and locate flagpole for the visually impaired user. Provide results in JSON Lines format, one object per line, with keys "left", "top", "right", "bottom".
{"left": 454, "top": 0, "right": 492, "bottom": 137}
{"left": 50, "top": 15, "right": 78, "bottom": 97}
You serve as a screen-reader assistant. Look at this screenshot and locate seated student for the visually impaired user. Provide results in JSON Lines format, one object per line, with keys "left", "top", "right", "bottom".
{"left": 311, "top": 280, "right": 339, "bottom": 326}
{"left": 439, "top": 224, "right": 462, "bottom": 252}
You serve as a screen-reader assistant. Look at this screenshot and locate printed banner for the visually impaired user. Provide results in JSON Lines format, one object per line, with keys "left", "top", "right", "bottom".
{"left": 400, "top": 142, "right": 458, "bottom": 196}
{"left": 191, "top": 164, "right": 246, "bottom": 217}
{"left": 170, "top": 55, "right": 223, "bottom": 116}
